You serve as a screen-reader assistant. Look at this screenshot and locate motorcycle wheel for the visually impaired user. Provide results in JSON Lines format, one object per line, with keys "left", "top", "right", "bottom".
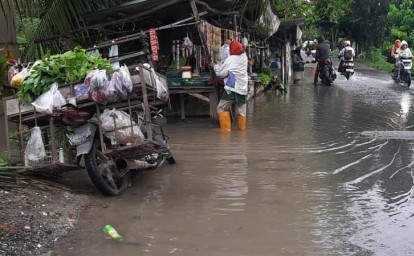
{"left": 404, "top": 73, "right": 411, "bottom": 87}
{"left": 324, "top": 68, "right": 332, "bottom": 86}
{"left": 85, "top": 138, "right": 130, "bottom": 196}
{"left": 345, "top": 73, "right": 350, "bottom": 80}
{"left": 167, "top": 156, "right": 176, "bottom": 164}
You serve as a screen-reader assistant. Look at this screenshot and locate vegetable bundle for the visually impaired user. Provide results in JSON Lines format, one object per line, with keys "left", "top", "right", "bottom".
{"left": 18, "top": 47, "right": 111, "bottom": 103}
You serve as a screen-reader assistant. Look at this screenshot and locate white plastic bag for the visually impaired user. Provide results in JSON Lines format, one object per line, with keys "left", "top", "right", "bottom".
{"left": 31, "top": 83, "right": 66, "bottom": 115}
{"left": 183, "top": 37, "right": 193, "bottom": 48}
{"left": 119, "top": 64, "right": 133, "bottom": 93}
{"left": 137, "top": 63, "right": 168, "bottom": 101}
{"left": 90, "top": 70, "right": 108, "bottom": 90}
{"left": 155, "top": 77, "right": 168, "bottom": 101}
{"left": 25, "top": 127, "right": 46, "bottom": 162}
{"left": 100, "top": 109, "right": 144, "bottom": 145}
{"left": 105, "top": 65, "right": 132, "bottom": 102}
{"left": 109, "top": 43, "right": 120, "bottom": 70}
{"left": 149, "top": 66, "right": 168, "bottom": 101}
{"left": 105, "top": 72, "right": 122, "bottom": 103}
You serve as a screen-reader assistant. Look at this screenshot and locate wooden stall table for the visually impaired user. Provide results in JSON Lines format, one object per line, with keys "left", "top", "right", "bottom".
{"left": 168, "top": 85, "right": 218, "bottom": 120}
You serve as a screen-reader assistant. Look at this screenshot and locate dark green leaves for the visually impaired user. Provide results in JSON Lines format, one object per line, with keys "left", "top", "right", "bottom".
{"left": 18, "top": 46, "right": 111, "bottom": 103}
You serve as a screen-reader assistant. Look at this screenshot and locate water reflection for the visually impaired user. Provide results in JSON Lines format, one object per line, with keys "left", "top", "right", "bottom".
{"left": 213, "top": 135, "right": 248, "bottom": 214}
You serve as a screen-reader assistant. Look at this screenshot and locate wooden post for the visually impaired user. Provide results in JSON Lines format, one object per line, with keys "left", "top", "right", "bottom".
{"left": 233, "top": 14, "right": 237, "bottom": 37}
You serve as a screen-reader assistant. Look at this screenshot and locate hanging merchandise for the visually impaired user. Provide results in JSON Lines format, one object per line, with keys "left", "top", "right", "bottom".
{"left": 242, "top": 34, "right": 249, "bottom": 46}
{"left": 149, "top": 29, "right": 159, "bottom": 61}
{"left": 183, "top": 36, "right": 193, "bottom": 58}
{"left": 212, "top": 26, "right": 221, "bottom": 63}
{"left": 109, "top": 42, "right": 120, "bottom": 70}
{"left": 172, "top": 40, "right": 176, "bottom": 60}
{"left": 206, "top": 22, "right": 213, "bottom": 60}
{"left": 176, "top": 40, "right": 180, "bottom": 70}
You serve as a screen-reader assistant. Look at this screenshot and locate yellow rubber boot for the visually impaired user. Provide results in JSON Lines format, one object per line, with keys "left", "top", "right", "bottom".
{"left": 237, "top": 116, "right": 247, "bottom": 131}
{"left": 218, "top": 111, "right": 231, "bottom": 131}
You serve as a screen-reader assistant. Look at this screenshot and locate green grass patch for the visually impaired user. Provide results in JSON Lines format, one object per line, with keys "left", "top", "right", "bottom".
{"left": 356, "top": 47, "right": 394, "bottom": 72}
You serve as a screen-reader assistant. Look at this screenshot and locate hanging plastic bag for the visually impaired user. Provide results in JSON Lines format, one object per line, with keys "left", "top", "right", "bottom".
{"left": 183, "top": 37, "right": 193, "bottom": 48}
{"left": 155, "top": 77, "right": 168, "bottom": 101}
{"left": 150, "top": 66, "right": 168, "bottom": 101}
{"left": 105, "top": 71, "right": 122, "bottom": 103}
{"left": 100, "top": 109, "right": 144, "bottom": 145}
{"left": 88, "top": 82, "right": 109, "bottom": 105}
{"left": 119, "top": 64, "right": 133, "bottom": 93}
{"left": 90, "top": 70, "right": 108, "bottom": 90}
{"left": 84, "top": 69, "right": 99, "bottom": 86}
{"left": 109, "top": 42, "right": 120, "bottom": 70}
{"left": 31, "top": 83, "right": 66, "bottom": 114}
{"left": 25, "top": 127, "right": 46, "bottom": 162}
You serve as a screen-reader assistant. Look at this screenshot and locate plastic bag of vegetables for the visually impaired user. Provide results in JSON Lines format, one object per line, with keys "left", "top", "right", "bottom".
{"left": 10, "top": 67, "right": 29, "bottom": 88}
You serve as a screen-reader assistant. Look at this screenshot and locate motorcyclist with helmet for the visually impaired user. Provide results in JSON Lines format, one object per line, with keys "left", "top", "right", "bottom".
{"left": 313, "top": 36, "right": 332, "bottom": 85}
{"left": 337, "top": 40, "right": 355, "bottom": 73}
{"left": 393, "top": 40, "right": 412, "bottom": 79}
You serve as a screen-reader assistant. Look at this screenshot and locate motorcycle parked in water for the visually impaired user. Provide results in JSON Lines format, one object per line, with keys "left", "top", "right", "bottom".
{"left": 55, "top": 104, "right": 175, "bottom": 196}
{"left": 316, "top": 59, "right": 336, "bottom": 86}
{"left": 392, "top": 56, "right": 412, "bottom": 87}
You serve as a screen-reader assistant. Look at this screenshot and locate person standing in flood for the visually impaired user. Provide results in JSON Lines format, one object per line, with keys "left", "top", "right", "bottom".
{"left": 210, "top": 41, "right": 248, "bottom": 131}
{"left": 292, "top": 46, "right": 307, "bottom": 83}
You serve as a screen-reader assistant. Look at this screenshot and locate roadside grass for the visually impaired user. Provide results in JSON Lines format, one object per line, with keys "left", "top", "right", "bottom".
{"left": 356, "top": 47, "right": 394, "bottom": 73}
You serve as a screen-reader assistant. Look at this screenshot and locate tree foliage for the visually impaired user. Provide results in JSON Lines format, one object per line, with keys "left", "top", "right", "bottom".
{"left": 388, "top": 0, "right": 414, "bottom": 45}
{"left": 274, "top": 0, "right": 313, "bottom": 19}
{"left": 308, "top": 0, "right": 354, "bottom": 47}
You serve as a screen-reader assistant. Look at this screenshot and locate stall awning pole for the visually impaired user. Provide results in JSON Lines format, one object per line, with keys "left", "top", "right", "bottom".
{"left": 190, "top": 0, "right": 216, "bottom": 78}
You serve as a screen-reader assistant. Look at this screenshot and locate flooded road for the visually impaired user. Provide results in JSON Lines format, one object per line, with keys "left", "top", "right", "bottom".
{"left": 53, "top": 62, "right": 414, "bottom": 256}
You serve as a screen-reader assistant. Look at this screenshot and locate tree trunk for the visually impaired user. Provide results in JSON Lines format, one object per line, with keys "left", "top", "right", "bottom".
{"left": 0, "top": 1, "right": 19, "bottom": 59}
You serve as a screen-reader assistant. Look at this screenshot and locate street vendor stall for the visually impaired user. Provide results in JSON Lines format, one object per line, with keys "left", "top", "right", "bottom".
{"left": 3, "top": 34, "right": 175, "bottom": 196}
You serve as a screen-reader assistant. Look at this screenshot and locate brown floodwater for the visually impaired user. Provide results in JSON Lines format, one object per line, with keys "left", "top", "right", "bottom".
{"left": 52, "top": 59, "right": 414, "bottom": 256}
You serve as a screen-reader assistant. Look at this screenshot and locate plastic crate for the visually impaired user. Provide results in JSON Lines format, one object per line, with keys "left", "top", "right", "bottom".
{"left": 182, "top": 78, "right": 209, "bottom": 86}
{"left": 167, "top": 75, "right": 184, "bottom": 87}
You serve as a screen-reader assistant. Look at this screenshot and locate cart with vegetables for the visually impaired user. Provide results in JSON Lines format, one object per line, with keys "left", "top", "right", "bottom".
{"left": 3, "top": 34, "right": 175, "bottom": 196}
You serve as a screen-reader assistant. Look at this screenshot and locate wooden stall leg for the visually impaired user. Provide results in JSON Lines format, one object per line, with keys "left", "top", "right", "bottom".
{"left": 180, "top": 94, "right": 185, "bottom": 120}
{"left": 209, "top": 91, "right": 218, "bottom": 120}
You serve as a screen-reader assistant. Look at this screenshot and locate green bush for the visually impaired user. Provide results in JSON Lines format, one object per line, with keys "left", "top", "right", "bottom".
{"left": 357, "top": 47, "right": 393, "bottom": 72}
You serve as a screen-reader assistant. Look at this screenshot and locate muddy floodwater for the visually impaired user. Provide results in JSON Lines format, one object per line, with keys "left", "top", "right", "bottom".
{"left": 53, "top": 61, "right": 414, "bottom": 256}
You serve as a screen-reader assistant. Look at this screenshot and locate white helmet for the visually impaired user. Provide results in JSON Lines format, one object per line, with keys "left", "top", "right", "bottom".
{"left": 401, "top": 40, "right": 408, "bottom": 47}
{"left": 344, "top": 40, "right": 351, "bottom": 46}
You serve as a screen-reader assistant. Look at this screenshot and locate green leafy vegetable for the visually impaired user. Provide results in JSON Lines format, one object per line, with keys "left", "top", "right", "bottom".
{"left": 18, "top": 47, "right": 111, "bottom": 103}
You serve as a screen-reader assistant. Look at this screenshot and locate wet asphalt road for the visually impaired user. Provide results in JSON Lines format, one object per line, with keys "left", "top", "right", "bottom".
{"left": 52, "top": 56, "right": 414, "bottom": 256}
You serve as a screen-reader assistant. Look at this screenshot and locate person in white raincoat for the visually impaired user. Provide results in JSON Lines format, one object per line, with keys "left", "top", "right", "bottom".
{"left": 394, "top": 40, "right": 412, "bottom": 79}
{"left": 211, "top": 41, "right": 248, "bottom": 131}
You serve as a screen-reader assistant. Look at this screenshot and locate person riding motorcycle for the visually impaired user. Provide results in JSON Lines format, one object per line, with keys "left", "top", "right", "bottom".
{"left": 393, "top": 40, "right": 412, "bottom": 79}
{"left": 337, "top": 40, "right": 355, "bottom": 73}
{"left": 390, "top": 39, "right": 401, "bottom": 61}
{"left": 313, "top": 36, "right": 331, "bottom": 85}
